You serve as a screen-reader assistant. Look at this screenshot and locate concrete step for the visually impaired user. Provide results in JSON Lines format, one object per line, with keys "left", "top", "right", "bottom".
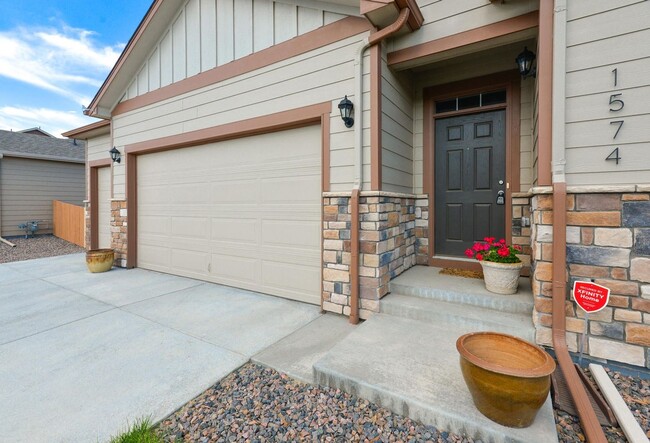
{"left": 389, "top": 266, "right": 534, "bottom": 315}
{"left": 314, "top": 314, "right": 558, "bottom": 443}
{"left": 381, "top": 293, "right": 535, "bottom": 342}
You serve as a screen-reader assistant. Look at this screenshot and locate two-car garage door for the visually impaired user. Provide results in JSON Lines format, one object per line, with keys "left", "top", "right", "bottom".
{"left": 136, "top": 126, "right": 321, "bottom": 305}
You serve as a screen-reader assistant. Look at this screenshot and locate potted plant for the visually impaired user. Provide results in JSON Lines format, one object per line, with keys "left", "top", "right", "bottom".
{"left": 465, "top": 237, "right": 523, "bottom": 294}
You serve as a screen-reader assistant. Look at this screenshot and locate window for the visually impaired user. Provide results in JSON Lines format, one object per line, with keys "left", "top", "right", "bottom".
{"left": 435, "top": 89, "right": 506, "bottom": 114}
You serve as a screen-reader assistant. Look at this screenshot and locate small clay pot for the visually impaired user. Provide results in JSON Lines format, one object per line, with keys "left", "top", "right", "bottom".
{"left": 456, "top": 331, "right": 556, "bottom": 428}
{"left": 86, "top": 249, "right": 115, "bottom": 273}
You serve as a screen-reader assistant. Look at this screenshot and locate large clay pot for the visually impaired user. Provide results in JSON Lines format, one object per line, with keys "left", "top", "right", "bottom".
{"left": 86, "top": 249, "right": 115, "bottom": 273}
{"left": 480, "top": 261, "right": 523, "bottom": 294}
{"left": 456, "top": 332, "right": 556, "bottom": 428}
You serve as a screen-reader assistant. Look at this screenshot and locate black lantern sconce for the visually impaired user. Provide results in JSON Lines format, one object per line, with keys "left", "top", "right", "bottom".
{"left": 338, "top": 95, "right": 354, "bottom": 128}
{"left": 516, "top": 46, "right": 536, "bottom": 79}
{"left": 109, "top": 146, "right": 121, "bottom": 163}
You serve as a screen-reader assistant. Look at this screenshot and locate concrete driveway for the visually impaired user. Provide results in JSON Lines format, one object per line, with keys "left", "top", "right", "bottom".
{"left": 0, "top": 254, "right": 321, "bottom": 443}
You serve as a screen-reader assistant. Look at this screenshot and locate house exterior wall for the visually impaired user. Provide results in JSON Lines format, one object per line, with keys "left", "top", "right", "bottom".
{"left": 0, "top": 158, "right": 85, "bottom": 237}
{"left": 389, "top": 0, "right": 538, "bottom": 54}
{"left": 122, "top": 0, "right": 351, "bottom": 102}
{"left": 381, "top": 46, "right": 414, "bottom": 194}
{"left": 113, "top": 31, "right": 372, "bottom": 198}
{"left": 563, "top": 0, "right": 650, "bottom": 186}
{"left": 86, "top": 134, "right": 112, "bottom": 198}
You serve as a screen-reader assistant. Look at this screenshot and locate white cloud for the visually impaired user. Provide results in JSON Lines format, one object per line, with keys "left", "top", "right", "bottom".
{"left": 0, "top": 23, "right": 123, "bottom": 106}
{"left": 0, "top": 106, "right": 100, "bottom": 138}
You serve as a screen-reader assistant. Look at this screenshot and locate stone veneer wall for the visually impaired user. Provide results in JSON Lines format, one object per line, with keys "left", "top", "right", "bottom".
{"left": 110, "top": 200, "right": 127, "bottom": 268}
{"left": 511, "top": 193, "right": 533, "bottom": 269}
{"left": 322, "top": 192, "right": 426, "bottom": 319}
{"left": 531, "top": 186, "right": 650, "bottom": 368}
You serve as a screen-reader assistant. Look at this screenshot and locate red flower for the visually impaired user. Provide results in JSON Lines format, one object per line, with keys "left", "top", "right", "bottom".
{"left": 498, "top": 246, "right": 510, "bottom": 257}
{"left": 498, "top": 238, "right": 506, "bottom": 245}
{"left": 513, "top": 245, "right": 522, "bottom": 251}
{"left": 476, "top": 253, "right": 484, "bottom": 261}
{"left": 465, "top": 248, "right": 474, "bottom": 258}
{"left": 484, "top": 237, "right": 495, "bottom": 244}
{"left": 473, "top": 243, "right": 483, "bottom": 252}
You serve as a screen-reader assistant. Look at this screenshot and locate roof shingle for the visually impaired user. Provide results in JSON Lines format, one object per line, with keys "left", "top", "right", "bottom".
{"left": 0, "top": 129, "right": 85, "bottom": 163}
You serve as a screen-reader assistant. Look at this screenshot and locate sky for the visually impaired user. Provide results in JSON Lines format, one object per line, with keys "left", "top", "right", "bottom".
{"left": 0, "top": 0, "right": 152, "bottom": 137}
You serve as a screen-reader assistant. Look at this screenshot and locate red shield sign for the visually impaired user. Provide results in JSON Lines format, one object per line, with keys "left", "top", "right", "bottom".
{"left": 572, "top": 281, "right": 610, "bottom": 313}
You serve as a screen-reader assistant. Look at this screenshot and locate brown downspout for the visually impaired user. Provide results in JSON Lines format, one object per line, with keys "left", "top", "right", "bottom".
{"left": 349, "top": 6, "right": 411, "bottom": 325}
{"left": 543, "top": 0, "right": 607, "bottom": 439}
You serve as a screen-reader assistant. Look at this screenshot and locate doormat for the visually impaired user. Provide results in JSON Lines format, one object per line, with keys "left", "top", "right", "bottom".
{"left": 439, "top": 268, "right": 484, "bottom": 279}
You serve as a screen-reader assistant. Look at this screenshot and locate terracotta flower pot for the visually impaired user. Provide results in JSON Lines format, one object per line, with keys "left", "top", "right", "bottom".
{"left": 480, "top": 260, "right": 523, "bottom": 294}
{"left": 456, "top": 332, "right": 556, "bottom": 428}
{"left": 86, "top": 249, "right": 115, "bottom": 273}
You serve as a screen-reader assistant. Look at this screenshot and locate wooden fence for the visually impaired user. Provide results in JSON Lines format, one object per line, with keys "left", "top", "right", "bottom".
{"left": 53, "top": 200, "right": 85, "bottom": 247}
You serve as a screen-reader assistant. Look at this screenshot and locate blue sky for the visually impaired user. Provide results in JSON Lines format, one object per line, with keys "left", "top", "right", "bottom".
{"left": 0, "top": 0, "right": 152, "bottom": 137}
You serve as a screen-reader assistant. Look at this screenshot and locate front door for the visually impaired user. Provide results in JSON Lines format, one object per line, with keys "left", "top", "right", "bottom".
{"left": 434, "top": 110, "right": 506, "bottom": 256}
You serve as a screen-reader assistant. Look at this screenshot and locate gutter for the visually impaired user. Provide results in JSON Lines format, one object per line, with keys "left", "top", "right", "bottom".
{"left": 548, "top": 1, "right": 606, "bottom": 441}
{"left": 349, "top": 7, "right": 411, "bottom": 324}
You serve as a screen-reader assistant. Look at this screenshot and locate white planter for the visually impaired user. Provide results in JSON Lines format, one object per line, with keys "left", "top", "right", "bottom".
{"left": 480, "top": 261, "right": 523, "bottom": 295}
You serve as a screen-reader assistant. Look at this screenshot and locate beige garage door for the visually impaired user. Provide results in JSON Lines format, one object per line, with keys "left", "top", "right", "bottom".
{"left": 97, "top": 166, "right": 112, "bottom": 249}
{"left": 137, "top": 125, "right": 321, "bottom": 304}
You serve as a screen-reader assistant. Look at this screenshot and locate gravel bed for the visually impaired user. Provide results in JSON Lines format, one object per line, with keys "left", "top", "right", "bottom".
{"left": 555, "top": 367, "right": 650, "bottom": 442}
{"left": 0, "top": 235, "right": 84, "bottom": 264}
{"left": 158, "top": 363, "right": 649, "bottom": 443}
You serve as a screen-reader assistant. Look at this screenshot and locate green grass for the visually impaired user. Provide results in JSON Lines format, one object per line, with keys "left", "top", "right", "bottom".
{"left": 109, "top": 417, "right": 163, "bottom": 443}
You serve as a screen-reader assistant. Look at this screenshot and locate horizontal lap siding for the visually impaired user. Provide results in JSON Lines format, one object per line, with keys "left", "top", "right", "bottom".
{"left": 381, "top": 47, "right": 413, "bottom": 194}
{"left": 0, "top": 158, "right": 85, "bottom": 237}
{"left": 391, "top": 0, "right": 538, "bottom": 52}
{"left": 122, "top": 0, "right": 351, "bottom": 102}
{"left": 113, "top": 33, "right": 369, "bottom": 197}
{"left": 564, "top": 0, "right": 650, "bottom": 185}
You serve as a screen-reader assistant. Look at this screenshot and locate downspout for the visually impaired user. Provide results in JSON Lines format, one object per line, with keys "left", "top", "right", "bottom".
{"left": 549, "top": 1, "right": 606, "bottom": 441}
{"left": 349, "top": 7, "right": 411, "bottom": 324}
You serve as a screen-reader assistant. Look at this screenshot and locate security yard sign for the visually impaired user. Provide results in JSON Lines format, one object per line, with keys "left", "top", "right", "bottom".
{"left": 573, "top": 281, "right": 610, "bottom": 313}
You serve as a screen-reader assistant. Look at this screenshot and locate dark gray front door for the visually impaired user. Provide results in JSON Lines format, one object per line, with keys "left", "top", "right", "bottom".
{"left": 434, "top": 110, "right": 506, "bottom": 256}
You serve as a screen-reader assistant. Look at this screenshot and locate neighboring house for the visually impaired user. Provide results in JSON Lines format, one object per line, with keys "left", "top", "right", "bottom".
{"left": 0, "top": 129, "right": 85, "bottom": 237}
{"left": 64, "top": 0, "right": 650, "bottom": 369}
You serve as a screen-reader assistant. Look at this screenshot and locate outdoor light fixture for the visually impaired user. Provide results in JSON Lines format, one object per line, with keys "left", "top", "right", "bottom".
{"left": 338, "top": 95, "right": 354, "bottom": 128}
{"left": 516, "top": 46, "right": 537, "bottom": 79}
{"left": 109, "top": 146, "right": 121, "bottom": 163}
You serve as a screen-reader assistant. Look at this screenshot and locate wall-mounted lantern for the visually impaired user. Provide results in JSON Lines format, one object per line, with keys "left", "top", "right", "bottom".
{"left": 516, "top": 46, "right": 537, "bottom": 79}
{"left": 109, "top": 146, "right": 121, "bottom": 163}
{"left": 338, "top": 95, "right": 354, "bottom": 128}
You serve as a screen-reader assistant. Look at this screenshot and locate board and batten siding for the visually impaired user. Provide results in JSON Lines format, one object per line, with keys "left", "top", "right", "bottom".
{"left": 0, "top": 158, "right": 85, "bottom": 237}
{"left": 113, "top": 32, "right": 371, "bottom": 197}
{"left": 563, "top": 0, "right": 650, "bottom": 185}
{"left": 122, "top": 0, "right": 351, "bottom": 102}
{"left": 381, "top": 45, "right": 414, "bottom": 194}
{"left": 389, "top": 0, "right": 538, "bottom": 54}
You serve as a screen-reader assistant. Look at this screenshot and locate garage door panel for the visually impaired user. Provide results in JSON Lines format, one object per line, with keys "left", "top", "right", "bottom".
{"left": 262, "top": 261, "right": 320, "bottom": 294}
{"left": 262, "top": 220, "right": 319, "bottom": 249}
{"left": 210, "top": 254, "right": 260, "bottom": 284}
{"left": 138, "top": 125, "right": 321, "bottom": 305}
{"left": 211, "top": 218, "right": 258, "bottom": 243}
{"left": 171, "top": 217, "right": 210, "bottom": 239}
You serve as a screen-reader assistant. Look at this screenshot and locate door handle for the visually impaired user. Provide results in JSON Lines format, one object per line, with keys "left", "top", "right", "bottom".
{"left": 496, "top": 190, "right": 505, "bottom": 205}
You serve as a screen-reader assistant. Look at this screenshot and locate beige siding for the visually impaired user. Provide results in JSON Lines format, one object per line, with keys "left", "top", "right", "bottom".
{"left": 412, "top": 42, "right": 534, "bottom": 193}
{"left": 0, "top": 158, "right": 85, "bottom": 237}
{"left": 113, "top": 32, "right": 371, "bottom": 197}
{"left": 564, "top": 1, "right": 650, "bottom": 185}
{"left": 381, "top": 45, "right": 414, "bottom": 194}
{"left": 390, "top": 0, "right": 538, "bottom": 54}
{"left": 122, "top": 0, "right": 355, "bottom": 102}
{"left": 86, "top": 133, "right": 112, "bottom": 199}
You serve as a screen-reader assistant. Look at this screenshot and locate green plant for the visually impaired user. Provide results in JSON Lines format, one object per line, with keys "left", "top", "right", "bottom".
{"left": 109, "top": 417, "right": 163, "bottom": 443}
{"left": 465, "top": 237, "right": 522, "bottom": 264}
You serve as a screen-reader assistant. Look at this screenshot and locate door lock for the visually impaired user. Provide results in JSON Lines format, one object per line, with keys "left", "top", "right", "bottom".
{"left": 496, "top": 190, "right": 505, "bottom": 205}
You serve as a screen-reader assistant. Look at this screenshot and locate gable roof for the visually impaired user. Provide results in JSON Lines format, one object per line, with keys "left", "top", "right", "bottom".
{"left": 17, "top": 127, "right": 56, "bottom": 138}
{"left": 0, "top": 130, "right": 85, "bottom": 164}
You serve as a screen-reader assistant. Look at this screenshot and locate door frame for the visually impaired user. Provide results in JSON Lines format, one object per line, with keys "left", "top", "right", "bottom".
{"left": 88, "top": 159, "right": 112, "bottom": 250}
{"left": 423, "top": 70, "right": 521, "bottom": 269}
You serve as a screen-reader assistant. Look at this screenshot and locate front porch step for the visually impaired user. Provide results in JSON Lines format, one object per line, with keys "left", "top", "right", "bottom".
{"left": 313, "top": 313, "right": 558, "bottom": 443}
{"left": 389, "top": 266, "right": 534, "bottom": 315}
{"left": 381, "top": 293, "right": 535, "bottom": 342}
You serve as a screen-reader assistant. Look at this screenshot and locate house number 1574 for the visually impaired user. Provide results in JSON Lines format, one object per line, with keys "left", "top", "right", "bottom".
{"left": 606, "top": 68, "right": 624, "bottom": 165}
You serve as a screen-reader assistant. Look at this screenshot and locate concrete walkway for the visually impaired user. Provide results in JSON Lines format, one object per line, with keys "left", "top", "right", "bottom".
{"left": 0, "top": 254, "right": 321, "bottom": 443}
